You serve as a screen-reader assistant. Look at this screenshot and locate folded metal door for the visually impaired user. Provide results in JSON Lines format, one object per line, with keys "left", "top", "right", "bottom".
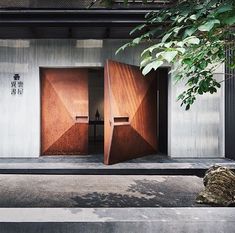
{"left": 41, "top": 68, "right": 89, "bottom": 155}
{"left": 104, "top": 60, "right": 158, "bottom": 164}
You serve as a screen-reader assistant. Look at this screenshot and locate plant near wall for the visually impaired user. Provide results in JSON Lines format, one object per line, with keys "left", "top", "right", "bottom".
{"left": 113, "top": 0, "right": 235, "bottom": 110}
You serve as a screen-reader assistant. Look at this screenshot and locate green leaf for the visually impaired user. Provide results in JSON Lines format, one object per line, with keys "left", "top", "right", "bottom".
{"left": 141, "top": 44, "right": 162, "bottom": 57}
{"left": 173, "top": 26, "right": 183, "bottom": 34}
{"left": 140, "top": 58, "right": 152, "bottom": 68}
{"left": 177, "top": 16, "right": 186, "bottom": 23}
{"left": 216, "top": 4, "right": 233, "bottom": 14}
{"left": 162, "top": 32, "right": 173, "bottom": 43}
{"left": 176, "top": 48, "right": 186, "bottom": 54}
{"left": 147, "top": 28, "right": 163, "bottom": 37}
{"left": 164, "top": 42, "right": 174, "bottom": 48}
{"left": 183, "top": 36, "right": 200, "bottom": 45}
{"left": 115, "top": 43, "right": 131, "bottom": 55}
{"left": 230, "top": 63, "right": 235, "bottom": 69}
{"left": 142, "top": 60, "right": 164, "bottom": 76}
{"left": 198, "top": 19, "right": 220, "bottom": 32}
{"left": 183, "top": 58, "right": 193, "bottom": 66}
{"left": 194, "top": 5, "right": 204, "bottom": 10}
{"left": 223, "top": 16, "right": 235, "bottom": 26}
{"left": 189, "top": 14, "right": 197, "bottom": 20}
{"left": 183, "top": 27, "right": 197, "bottom": 38}
{"left": 160, "top": 51, "right": 178, "bottom": 63}
{"left": 176, "top": 41, "right": 184, "bottom": 47}
{"left": 145, "top": 11, "right": 152, "bottom": 18}
{"left": 198, "top": 88, "right": 203, "bottom": 95}
{"left": 185, "top": 104, "right": 190, "bottom": 111}
{"left": 132, "top": 37, "right": 142, "bottom": 45}
{"left": 215, "top": 82, "right": 221, "bottom": 88}
{"left": 209, "top": 87, "right": 217, "bottom": 94}
{"left": 130, "top": 24, "right": 146, "bottom": 35}
{"left": 199, "top": 60, "right": 208, "bottom": 69}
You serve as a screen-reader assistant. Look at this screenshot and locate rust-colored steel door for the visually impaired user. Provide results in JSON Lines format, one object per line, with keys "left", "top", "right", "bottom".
{"left": 41, "top": 68, "right": 89, "bottom": 155}
{"left": 104, "top": 60, "right": 158, "bottom": 164}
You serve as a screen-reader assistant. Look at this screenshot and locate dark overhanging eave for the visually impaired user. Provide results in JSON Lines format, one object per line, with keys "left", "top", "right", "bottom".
{"left": 0, "top": 9, "right": 155, "bottom": 27}
{"left": 0, "top": 9, "right": 169, "bottom": 39}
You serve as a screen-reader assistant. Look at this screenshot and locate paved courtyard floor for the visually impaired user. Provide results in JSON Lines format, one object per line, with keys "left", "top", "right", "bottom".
{"left": 0, "top": 175, "right": 208, "bottom": 207}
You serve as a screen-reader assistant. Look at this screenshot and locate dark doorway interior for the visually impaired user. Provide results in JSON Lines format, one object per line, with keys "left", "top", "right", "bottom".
{"left": 85, "top": 66, "right": 168, "bottom": 156}
{"left": 225, "top": 49, "right": 235, "bottom": 160}
{"left": 156, "top": 68, "right": 168, "bottom": 155}
{"left": 88, "top": 68, "right": 104, "bottom": 154}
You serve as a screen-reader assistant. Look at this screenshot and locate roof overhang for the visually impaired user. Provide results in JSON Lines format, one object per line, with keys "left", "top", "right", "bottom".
{"left": 0, "top": 9, "right": 164, "bottom": 39}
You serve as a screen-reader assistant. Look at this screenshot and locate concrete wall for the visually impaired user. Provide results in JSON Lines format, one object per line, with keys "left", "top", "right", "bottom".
{"left": 168, "top": 65, "right": 225, "bottom": 158}
{"left": 0, "top": 39, "right": 225, "bottom": 158}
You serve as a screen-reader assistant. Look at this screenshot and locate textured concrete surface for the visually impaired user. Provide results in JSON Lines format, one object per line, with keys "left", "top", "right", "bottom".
{"left": 0, "top": 39, "right": 224, "bottom": 159}
{"left": 0, "top": 208, "right": 235, "bottom": 233}
{"left": 0, "top": 175, "right": 206, "bottom": 207}
{"left": 0, "top": 155, "right": 234, "bottom": 175}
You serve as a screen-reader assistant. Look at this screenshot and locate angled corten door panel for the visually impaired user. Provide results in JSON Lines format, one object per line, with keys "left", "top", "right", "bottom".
{"left": 41, "top": 68, "right": 89, "bottom": 155}
{"left": 104, "top": 60, "right": 158, "bottom": 165}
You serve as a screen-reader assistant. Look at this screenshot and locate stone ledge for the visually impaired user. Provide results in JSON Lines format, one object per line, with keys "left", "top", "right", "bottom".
{"left": 0, "top": 156, "right": 234, "bottom": 175}
{"left": 0, "top": 208, "right": 235, "bottom": 233}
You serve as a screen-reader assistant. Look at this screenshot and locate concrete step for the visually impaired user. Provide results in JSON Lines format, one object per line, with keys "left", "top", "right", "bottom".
{"left": 0, "top": 208, "right": 235, "bottom": 233}
{"left": 0, "top": 155, "right": 234, "bottom": 176}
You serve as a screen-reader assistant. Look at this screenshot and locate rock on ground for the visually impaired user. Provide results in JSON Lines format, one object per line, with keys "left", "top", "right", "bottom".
{"left": 196, "top": 166, "right": 235, "bottom": 206}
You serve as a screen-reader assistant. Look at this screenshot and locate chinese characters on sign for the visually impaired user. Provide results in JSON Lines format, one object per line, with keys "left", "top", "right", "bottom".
{"left": 11, "top": 74, "right": 23, "bottom": 96}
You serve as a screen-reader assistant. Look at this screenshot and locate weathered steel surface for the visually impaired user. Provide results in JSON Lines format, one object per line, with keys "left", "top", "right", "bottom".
{"left": 41, "top": 68, "right": 88, "bottom": 155}
{"left": 104, "top": 60, "right": 158, "bottom": 164}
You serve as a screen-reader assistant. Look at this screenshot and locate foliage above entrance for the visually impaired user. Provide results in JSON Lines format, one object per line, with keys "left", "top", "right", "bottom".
{"left": 115, "top": 0, "right": 235, "bottom": 110}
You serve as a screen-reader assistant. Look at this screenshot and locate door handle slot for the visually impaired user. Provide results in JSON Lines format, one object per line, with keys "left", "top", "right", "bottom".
{"left": 75, "top": 116, "right": 89, "bottom": 123}
{"left": 113, "top": 116, "right": 129, "bottom": 125}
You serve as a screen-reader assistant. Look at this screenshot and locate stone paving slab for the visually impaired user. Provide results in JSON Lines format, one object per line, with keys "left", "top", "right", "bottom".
{"left": 0, "top": 175, "right": 206, "bottom": 207}
{"left": 0, "top": 207, "right": 234, "bottom": 222}
{"left": 0, "top": 208, "right": 235, "bottom": 233}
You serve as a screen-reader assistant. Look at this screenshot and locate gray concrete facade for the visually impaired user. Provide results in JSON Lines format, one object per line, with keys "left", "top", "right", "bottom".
{"left": 168, "top": 65, "right": 225, "bottom": 158}
{"left": 0, "top": 39, "right": 225, "bottom": 158}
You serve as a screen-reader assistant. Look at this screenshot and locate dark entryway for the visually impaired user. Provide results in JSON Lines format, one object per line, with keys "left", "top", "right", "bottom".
{"left": 157, "top": 68, "right": 168, "bottom": 155}
{"left": 88, "top": 68, "right": 104, "bottom": 154}
{"left": 225, "top": 47, "right": 235, "bottom": 161}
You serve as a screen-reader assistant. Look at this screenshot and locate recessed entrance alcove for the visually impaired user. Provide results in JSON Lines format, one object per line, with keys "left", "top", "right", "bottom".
{"left": 40, "top": 62, "right": 168, "bottom": 164}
